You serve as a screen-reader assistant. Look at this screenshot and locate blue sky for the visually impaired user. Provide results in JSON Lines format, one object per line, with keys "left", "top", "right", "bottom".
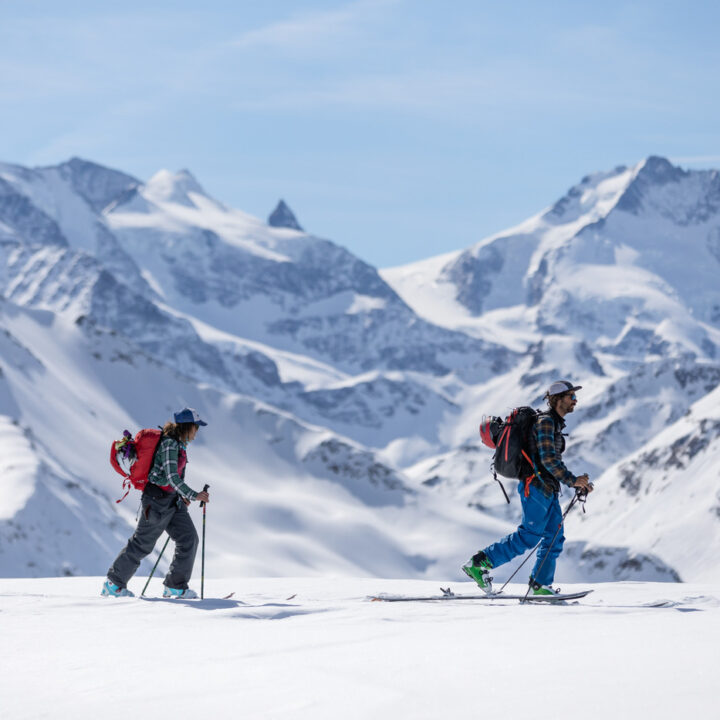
{"left": 1, "top": 0, "right": 719, "bottom": 267}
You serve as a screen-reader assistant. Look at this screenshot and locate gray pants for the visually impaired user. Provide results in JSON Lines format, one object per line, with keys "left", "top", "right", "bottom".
{"left": 108, "top": 491, "right": 199, "bottom": 590}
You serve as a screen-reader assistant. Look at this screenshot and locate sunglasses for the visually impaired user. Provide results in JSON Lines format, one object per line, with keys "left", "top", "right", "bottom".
{"left": 565, "top": 393, "right": 577, "bottom": 401}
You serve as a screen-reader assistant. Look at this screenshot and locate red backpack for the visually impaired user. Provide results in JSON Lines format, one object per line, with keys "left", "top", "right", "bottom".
{"left": 110, "top": 428, "right": 174, "bottom": 503}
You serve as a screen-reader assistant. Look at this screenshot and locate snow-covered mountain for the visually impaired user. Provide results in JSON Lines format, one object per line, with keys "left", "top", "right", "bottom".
{"left": 0, "top": 159, "right": 510, "bottom": 449}
{"left": 383, "top": 157, "right": 720, "bottom": 358}
{"left": 0, "top": 154, "right": 717, "bottom": 583}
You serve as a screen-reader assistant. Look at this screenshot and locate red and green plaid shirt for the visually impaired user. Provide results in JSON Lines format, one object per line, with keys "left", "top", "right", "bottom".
{"left": 147, "top": 437, "right": 198, "bottom": 501}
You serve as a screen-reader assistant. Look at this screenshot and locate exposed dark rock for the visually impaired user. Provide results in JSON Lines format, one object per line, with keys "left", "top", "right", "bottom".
{"left": 444, "top": 244, "right": 504, "bottom": 315}
{"left": 56, "top": 157, "right": 140, "bottom": 213}
{"left": 268, "top": 199, "right": 304, "bottom": 231}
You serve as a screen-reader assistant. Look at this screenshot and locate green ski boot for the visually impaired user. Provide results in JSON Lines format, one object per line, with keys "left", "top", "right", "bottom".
{"left": 462, "top": 552, "right": 494, "bottom": 594}
{"left": 529, "top": 580, "right": 560, "bottom": 596}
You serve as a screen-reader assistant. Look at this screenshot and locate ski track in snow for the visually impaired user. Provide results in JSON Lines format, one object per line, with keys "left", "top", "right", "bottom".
{"left": 0, "top": 577, "right": 717, "bottom": 720}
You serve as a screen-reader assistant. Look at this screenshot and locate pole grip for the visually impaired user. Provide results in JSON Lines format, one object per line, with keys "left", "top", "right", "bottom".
{"left": 200, "top": 483, "right": 210, "bottom": 507}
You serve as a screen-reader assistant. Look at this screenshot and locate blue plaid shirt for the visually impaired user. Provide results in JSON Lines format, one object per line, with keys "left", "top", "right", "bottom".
{"left": 533, "top": 410, "right": 577, "bottom": 498}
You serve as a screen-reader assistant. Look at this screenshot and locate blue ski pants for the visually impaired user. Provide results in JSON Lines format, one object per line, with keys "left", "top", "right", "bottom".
{"left": 483, "top": 482, "right": 565, "bottom": 586}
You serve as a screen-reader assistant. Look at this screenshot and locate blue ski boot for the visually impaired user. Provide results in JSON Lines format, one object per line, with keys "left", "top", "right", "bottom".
{"left": 163, "top": 587, "right": 199, "bottom": 599}
{"left": 101, "top": 579, "right": 134, "bottom": 597}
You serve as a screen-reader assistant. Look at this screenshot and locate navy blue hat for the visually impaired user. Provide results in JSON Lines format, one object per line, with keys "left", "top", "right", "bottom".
{"left": 174, "top": 407, "right": 207, "bottom": 426}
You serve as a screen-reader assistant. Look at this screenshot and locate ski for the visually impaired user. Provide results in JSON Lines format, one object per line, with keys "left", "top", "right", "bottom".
{"left": 368, "top": 587, "right": 593, "bottom": 603}
{"left": 139, "top": 591, "right": 235, "bottom": 601}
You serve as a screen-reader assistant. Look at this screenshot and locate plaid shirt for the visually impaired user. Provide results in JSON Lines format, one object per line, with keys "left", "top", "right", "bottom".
{"left": 147, "top": 436, "right": 198, "bottom": 501}
{"left": 532, "top": 410, "right": 577, "bottom": 498}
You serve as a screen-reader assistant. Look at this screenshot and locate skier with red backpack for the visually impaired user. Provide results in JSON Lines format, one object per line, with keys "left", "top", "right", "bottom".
{"left": 463, "top": 381, "right": 593, "bottom": 596}
{"left": 102, "top": 408, "right": 210, "bottom": 598}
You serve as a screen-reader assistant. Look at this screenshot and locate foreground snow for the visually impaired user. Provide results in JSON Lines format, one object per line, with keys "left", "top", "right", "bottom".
{"left": 1, "top": 577, "right": 717, "bottom": 719}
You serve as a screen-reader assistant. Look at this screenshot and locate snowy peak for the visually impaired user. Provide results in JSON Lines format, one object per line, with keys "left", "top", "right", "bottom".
{"left": 544, "top": 155, "right": 720, "bottom": 228}
{"left": 615, "top": 155, "right": 720, "bottom": 224}
{"left": 387, "top": 156, "right": 720, "bottom": 337}
{"left": 638, "top": 155, "right": 688, "bottom": 184}
{"left": 54, "top": 157, "right": 140, "bottom": 213}
{"left": 615, "top": 156, "right": 685, "bottom": 216}
{"left": 268, "top": 199, "right": 304, "bottom": 231}
{"left": 143, "top": 168, "right": 211, "bottom": 208}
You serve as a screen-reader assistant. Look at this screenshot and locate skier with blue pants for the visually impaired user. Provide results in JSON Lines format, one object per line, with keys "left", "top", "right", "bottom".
{"left": 463, "top": 381, "right": 594, "bottom": 595}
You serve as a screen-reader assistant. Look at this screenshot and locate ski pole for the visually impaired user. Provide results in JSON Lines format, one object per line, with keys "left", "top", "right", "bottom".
{"left": 520, "top": 489, "right": 586, "bottom": 602}
{"left": 200, "top": 483, "right": 209, "bottom": 600}
{"left": 498, "top": 490, "right": 583, "bottom": 595}
{"left": 142, "top": 535, "right": 170, "bottom": 597}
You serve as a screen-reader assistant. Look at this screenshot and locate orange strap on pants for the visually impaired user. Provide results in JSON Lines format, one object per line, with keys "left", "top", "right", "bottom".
{"left": 521, "top": 449, "right": 537, "bottom": 497}
{"left": 523, "top": 476, "right": 533, "bottom": 498}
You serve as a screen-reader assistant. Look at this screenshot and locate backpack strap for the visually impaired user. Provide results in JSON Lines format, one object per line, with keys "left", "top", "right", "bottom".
{"left": 528, "top": 410, "right": 564, "bottom": 491}
{"left": 148, "top": 430, "right": 165, "bottom": 475}
{"left": 522, "top": 410, "right": 552, "bottom": 496}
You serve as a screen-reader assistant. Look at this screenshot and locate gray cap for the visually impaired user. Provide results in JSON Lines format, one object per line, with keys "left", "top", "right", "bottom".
{"left": 546, "top": 380, "right": 582, "bottom": 396}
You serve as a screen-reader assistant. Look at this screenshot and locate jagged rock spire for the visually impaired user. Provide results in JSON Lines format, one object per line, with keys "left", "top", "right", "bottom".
{"left": 268, "top": 199, "right": 303, "bottom": 231}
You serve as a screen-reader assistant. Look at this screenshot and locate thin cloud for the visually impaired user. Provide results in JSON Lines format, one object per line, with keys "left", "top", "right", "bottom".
{"left": 231, "top": 69, "right": 495, "bottom": 113}
{"left": 232, "top": 0, "right": 398, "bottom": 52}
{"left": 228, "top": 60, "right": 669, "bottom": 118}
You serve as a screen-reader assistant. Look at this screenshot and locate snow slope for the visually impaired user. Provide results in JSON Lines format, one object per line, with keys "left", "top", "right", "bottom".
{"left": 0, "top": 295, "right": 517, "bottom": 581}
{"left": 0, "top": 577, "right": 717, "bottom": 720}
{"left": 573, "top": 383, "right": 720, "bottom": 583}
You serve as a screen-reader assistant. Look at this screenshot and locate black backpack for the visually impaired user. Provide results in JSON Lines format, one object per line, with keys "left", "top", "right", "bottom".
{"left": 479, "top": 406, "right": 543, "bottom": 502}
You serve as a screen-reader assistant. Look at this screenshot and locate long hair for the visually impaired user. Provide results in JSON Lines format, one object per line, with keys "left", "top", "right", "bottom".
{"left": 544, "top": 392, "right": 562, "bottom": 411}
{"left": 162, "top": 421, "right": 197, "bottom": 444}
